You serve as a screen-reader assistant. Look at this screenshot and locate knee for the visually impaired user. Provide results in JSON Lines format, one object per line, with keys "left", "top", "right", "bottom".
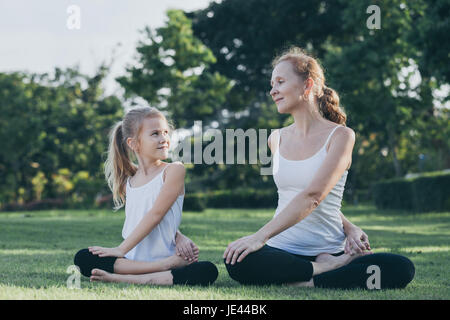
{"left": 73, "top": 248, "right": 95, "bottom": 277}
{"left": 377, "top": 253, "right": 415, "bottom": 289}
{"left": 394, "top": 255, "right": 415, "bottom": 288}
{"left": 198, "top": 261, "right": 219, "bottom": 285}
{"left": 172, "top": 261, "right": 219, "bottom": 286}
{"left": 224, "top": 259, "right": 248, "bottom": 284}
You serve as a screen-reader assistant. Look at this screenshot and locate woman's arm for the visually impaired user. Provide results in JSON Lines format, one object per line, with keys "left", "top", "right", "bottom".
{"left": 89, "top": 162, "right": 185, "bottom": 258}
{"left": 224, "top": 127, "right": 355, "bottom": 264}
{"left": 340, "top": 211, "right": 371, "bottom": 254}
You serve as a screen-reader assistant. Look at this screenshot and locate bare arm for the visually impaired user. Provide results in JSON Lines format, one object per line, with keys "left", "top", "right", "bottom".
{"left": 89, "top": 163, "right": 185, "bottom": 258}
{"left": 257, "top": 127, "right": 355, "bottom": 241}
{"left": 225, "top": 127, "right": 355, "bottom": 264}
{"left": 340, "top": 211, "right": 371, "bottom": 254}
{"left": 117, "top": 162, "right": 185, "bottom": 255}
{"left": 339, "top": 211, "right": 354, "bottom": 233}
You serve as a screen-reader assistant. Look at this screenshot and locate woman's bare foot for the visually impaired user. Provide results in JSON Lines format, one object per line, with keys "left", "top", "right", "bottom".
{"left": 315, "top": 253, "right": 335, "bottom": 264}
{"left": 312, "top": 251, "right": 372, "bottom": 276}
{"left": 289, "top": 278, "right": 315, "bottom": 288}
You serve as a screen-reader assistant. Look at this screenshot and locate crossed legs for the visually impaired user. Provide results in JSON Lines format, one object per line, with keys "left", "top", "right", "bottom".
{"left": 74, "top": 248, "right": 218, "bottom": 286}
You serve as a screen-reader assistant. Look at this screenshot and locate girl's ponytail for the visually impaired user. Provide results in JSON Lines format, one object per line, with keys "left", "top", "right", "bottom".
{"left": 104, "top": 121, "right": 137, "bottom": 210}
{"left": 104, "top": 106, "right": 168, "bottom": 210}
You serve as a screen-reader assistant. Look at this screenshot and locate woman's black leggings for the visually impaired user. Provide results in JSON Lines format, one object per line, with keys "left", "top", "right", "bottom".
{"left": 225, "top": 245, "right": 415, "bottom": 289}
{"left": 74, "top": 248, "right": 218, "bottom": 286}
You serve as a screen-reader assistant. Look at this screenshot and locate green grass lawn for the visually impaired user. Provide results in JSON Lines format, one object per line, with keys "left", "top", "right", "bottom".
{"left": 0, "top": 205, "right": 448, "bottom": 300}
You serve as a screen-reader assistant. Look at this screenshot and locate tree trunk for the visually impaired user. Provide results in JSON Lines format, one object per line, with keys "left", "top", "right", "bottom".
{"left": 387, "top": 127, "right": 402, "bottom": 177}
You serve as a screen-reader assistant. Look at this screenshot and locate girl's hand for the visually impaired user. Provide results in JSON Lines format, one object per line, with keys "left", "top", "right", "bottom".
{"left": 344, "top": 226, "right": 371, "bottom": 255}
{"left": 175, "top": 233, "right": 199, "bottom": 262}
{"left": 88, "top": 246, "right": 125, "bottom": 258}
{"left": 223, "top": 234, "right": 265, "bottom": 265}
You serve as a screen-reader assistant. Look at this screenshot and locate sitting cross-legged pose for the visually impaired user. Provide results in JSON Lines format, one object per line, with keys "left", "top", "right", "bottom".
{"left": 74, "top": 107, "right": 218, "bottom": 286}
{"left": 223, "top": 47, "right": 415, "bottom": 289}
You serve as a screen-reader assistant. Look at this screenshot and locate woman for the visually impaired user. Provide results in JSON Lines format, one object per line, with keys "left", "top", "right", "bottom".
{"left": 223, "top": 47, "right": 415, "bottom": 289}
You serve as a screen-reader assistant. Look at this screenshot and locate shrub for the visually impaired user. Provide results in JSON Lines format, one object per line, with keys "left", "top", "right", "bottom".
{"left": 183, "top": 193, "right": 207, "bottom": 212}
{"left": 372, "top": 170, "right": 450, "bottom": 212}
{"left": 183, "top": 188, "right": 277, "bottom": 212}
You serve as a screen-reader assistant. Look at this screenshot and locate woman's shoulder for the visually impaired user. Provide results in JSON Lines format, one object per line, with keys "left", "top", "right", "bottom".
{"left": 267, "top": 127, "right": 285, "bottom": 152}
{"left": 331, "top": 125, "right": 355, "bottom": 142}
{"left": 326, "top": 125, "right": 355, "bottom": 153}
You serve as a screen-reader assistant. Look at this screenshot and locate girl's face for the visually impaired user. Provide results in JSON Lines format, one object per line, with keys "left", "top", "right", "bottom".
{"left": 270, "top": 60, "right": 306, "bottom": 114}
{"left": 132, "top": 116, "right": 170, "bottom": 161}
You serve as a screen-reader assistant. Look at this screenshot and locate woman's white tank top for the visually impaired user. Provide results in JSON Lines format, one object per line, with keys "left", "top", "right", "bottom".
{"left": 266, "top": 126, "right": 347, "bottom": 256}
{"left": 122, "top": 164, "right": 184, "bottom": 262}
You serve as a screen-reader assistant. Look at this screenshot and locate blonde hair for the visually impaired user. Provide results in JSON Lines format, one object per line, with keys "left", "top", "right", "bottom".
{"left": 272, "top": 47, "right": 346, "bottom": 125}
{"left": 104, "top": 106, "right": 172, "bottom": 210}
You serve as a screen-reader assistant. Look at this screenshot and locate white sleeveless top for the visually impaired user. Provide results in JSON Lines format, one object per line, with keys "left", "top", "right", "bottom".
{"left": 266, "top": 126, "right": 347, "bottom": 256}
{"left": 122, "top": 164, "right": 184, "bottom": 262}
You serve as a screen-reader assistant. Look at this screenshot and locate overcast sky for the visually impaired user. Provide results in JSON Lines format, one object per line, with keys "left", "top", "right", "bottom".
{"left": 0, "top": 0, "right": 213, "bottom": 95}
{"left": 1, "top": 1, "right": 448, "bottom": 108}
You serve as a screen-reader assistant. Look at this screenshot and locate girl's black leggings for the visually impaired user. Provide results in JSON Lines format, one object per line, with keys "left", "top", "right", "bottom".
{"left": 225, "top": 245, "right": 415, "bottom": 289}
{"left": 74, "top": 248, "right": 218, "bottom": 286}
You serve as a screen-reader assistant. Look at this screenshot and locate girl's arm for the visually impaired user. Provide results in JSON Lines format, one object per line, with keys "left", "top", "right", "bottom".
{"left": 89, "top": 162, "right": 185, "bottom": 258}
{"left": 118, "top": 162, "right": 185, "bottom": 255}
{"left": 224, "top": 127, "right": 355, "bottom": 264}
{"left": 175, "top": 230, "right": 199, "bottom": 262}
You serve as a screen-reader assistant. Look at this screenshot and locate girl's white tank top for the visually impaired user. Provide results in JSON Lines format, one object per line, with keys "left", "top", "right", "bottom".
{"left": 122, "top": 164, "right": 184, "bottom": 262}
{"left": 266, "top": 126, "right": 347, "bottom": 256}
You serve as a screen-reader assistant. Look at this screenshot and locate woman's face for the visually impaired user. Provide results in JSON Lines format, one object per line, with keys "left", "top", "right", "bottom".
{"left": 270, "top": 60, "right": 306, "bottom": 114}
{"left": 130, "top": 116, "right": 170, "bottom": 161}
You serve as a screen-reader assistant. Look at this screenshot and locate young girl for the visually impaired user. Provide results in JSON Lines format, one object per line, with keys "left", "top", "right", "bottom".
{"left": 74, "top": 107, "right": 218, "bottom": 286}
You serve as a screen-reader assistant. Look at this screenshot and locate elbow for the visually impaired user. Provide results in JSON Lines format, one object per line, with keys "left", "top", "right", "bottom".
{"left": 305, "top": 191, "right": 323, "bottom": 210}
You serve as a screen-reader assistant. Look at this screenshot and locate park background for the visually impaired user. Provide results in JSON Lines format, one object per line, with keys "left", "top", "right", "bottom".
{"left": 0, "top": 0, "right": 449, "bottom": 299}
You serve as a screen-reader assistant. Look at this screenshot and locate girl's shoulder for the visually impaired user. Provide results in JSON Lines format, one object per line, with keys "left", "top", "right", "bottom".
{"left": 162, "top": 161, "right": 186, "bottom": 183}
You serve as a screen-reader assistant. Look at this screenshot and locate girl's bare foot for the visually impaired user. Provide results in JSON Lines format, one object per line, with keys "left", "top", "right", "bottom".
{"left": 90, "top": 269, "right": 119, "bottom": 283}
{"left": 90, "top": 268, "right": 173, "bottom": 285}
{"left": 166, "top": 254, "right": 193, "bottom": 270}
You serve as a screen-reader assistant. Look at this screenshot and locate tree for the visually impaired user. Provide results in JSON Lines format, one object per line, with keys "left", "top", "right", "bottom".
{"left": 190, "top": 0, "right": 449, "bottom": 186}
{"left": 0, "top": 66, "right": 123, "bottom": 208}
{"left": 117, "top": 9, "right": 232, "bottom": 128}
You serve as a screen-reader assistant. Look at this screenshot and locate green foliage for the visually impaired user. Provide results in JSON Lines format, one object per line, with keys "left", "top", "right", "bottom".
{"left": 0, "top": 66, "right": 123, "bottom": 209}
{"left": 183, "top": 188, "right": 277, "bottom": 212}
{"left": 1, "top": 3, "right": 449, "bottom": 210}
{"left": 189, "top": 0, "right": 450, "bottom": 198}
{"left": 373, "top": 171, "right": 450, "bottom": 212}
{"left": 183, "top": 193, "right": 207, "bottom": 212}
{"left": 117, "top": 9, "right": 232, "bottom": 128}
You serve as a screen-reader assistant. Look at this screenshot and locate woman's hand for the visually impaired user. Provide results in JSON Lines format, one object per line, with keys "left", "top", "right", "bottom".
{"left": 344, "top": 225, "right": 371, "bottom": 255}
{"left": 175, "top": 233, "right": 199, "bottom": 262}
{"left": 88, "top": 246, "right": 125, "bottom": 258}
{"left": 223, "top": 234, "right": 265, "bottom": 265}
